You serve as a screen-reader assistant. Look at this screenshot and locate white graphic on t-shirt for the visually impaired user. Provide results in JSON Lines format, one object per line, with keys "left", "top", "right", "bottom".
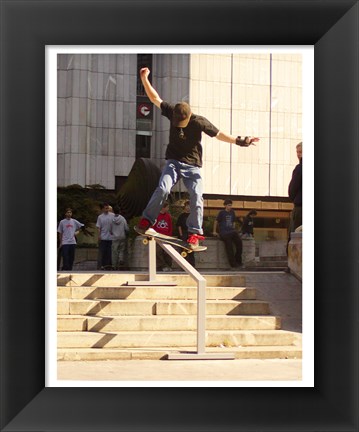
{"left": 157, "top": 220, "right": 168, "bottom": 229}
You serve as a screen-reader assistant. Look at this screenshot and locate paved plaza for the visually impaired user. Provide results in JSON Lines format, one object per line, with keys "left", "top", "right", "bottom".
{"left": 57, "top": 358, "right": 302, "bottom": 383}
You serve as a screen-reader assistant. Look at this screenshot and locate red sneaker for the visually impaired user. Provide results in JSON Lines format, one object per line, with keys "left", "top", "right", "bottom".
{"left": 134, "top": 218, "right": 151, "bottom": 234}
{"left": 187, "top": 233, "right": 205, "bottom": 250}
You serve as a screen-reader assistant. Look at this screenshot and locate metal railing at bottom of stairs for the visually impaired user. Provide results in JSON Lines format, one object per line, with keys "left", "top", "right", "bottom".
{"left": 127, "top": 237, "right": 234, "bottom": 360}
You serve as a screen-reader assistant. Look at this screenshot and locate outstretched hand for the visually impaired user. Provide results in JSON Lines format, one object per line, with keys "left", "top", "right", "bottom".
{"left": 249, "top": 137, "right": 260, "bottom": 145}
{"left": 235, "top": 136, "right": 260, "bottom": 147}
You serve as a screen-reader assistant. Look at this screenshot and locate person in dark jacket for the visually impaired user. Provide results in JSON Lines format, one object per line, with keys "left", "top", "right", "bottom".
{"left": 288, "top": 142, "right": 302, "bottom": 242}
{"left": 241, "top": 210, "right": 257, "bottom": 238}
{"left": 153, "top": 202, "right": 173, "bottom": 272}
{"left": 176, "top": 200, "right": 196, "bottom": 267}
{"left": 213, "top": 199, "right": 243, "bottom": 268}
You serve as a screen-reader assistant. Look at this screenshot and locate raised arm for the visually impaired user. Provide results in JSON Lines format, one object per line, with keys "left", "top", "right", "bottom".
{"left": 140, "top": 68, "right": 162, "bottom": 108}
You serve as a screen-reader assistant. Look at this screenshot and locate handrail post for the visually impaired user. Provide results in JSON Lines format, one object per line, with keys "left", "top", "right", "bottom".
{"left": 148, "top": 236, "right": 156, "bottom": 282}
{"left": 157, "top": 240, "right": 234, "bottom": 360}
{"left": 197, "top": 279, "right": 206, "bottom": 354}
{"left": 126, "top": 237, "right": 177, "bottom": 286}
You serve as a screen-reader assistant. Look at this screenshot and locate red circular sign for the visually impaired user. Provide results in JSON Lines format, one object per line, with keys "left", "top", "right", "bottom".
{"left": 138, "top": 103, "right": 151, "bottom": 117}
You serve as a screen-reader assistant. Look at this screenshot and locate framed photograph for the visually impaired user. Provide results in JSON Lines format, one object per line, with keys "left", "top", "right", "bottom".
{"left": 49, "top": 45, "right": 312, "bottom": 387}
{"left": 1, "top": 1, "right": 358, "bottom": 431}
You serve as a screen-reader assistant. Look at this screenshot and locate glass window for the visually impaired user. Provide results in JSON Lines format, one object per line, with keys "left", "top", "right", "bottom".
{"left": 136, "top": 134, "right": 151, "bottom": 159}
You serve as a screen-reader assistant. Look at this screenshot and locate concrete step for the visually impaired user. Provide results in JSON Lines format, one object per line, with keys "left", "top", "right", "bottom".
{"left": 58, "top": 345, "right": 302, "bottom": 361}
{"left": 58, "top": 299, "right": 270, "bottom": 316}
{"left": 56, "top": 271, "right": 302, "bottom": 361}
{"left": 260, "top": 256, "right": 287, "bottom": 262}
{"left": 256, "top": 261, "right": 288, "bottom": 268}
{"left": 57, "top": 329, "right": 295, "bottom": 349}
{"left": 57, "top": 273, "right": 247, "bottom": 287}
{"left": 58, "top": 314, "right": 281, "bottom": 332}
{"left": 244, "top": 266, "right": 288, "bottom": 272}
{"left": 57, "top": 286, "right": 257, "bottom": 301}
{"left": 156, "top": 300, "right": 270, "bottom": 315}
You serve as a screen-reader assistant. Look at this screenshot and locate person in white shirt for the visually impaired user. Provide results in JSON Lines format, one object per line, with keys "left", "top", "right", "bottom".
{"left": 57, "top": 208, "right": 84, "bottom": 271}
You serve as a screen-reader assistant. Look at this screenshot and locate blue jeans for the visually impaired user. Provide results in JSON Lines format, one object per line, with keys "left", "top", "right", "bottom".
{"left": 143, "top": 159, "right": 204, "bottom": 235}
{"left": 61, "top": 244, "right": 76, "bottom": 270}
{"left": 99, "top": 240, "right": 112, "bottom": 267}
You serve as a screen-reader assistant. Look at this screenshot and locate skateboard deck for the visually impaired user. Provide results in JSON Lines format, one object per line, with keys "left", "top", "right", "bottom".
{"left": 135, "top": 228, "right": 207, "bottom": 257}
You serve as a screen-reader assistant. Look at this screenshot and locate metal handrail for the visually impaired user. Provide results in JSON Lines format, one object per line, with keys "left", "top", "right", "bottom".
{"left": 136, "top": 237, "right": 234, "bottom": 359}
{"left": 156, "top": 240, "right": 207, "bottom": 354}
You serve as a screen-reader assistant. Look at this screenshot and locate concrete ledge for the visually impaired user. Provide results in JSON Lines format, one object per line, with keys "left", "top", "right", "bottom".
{"left": 71, "top": 238, "right": 289, "bottom": 271}
{"left": 259, "top": 240, "right": 287, "bottom": 258}
{"left": 288, "top": 232, "right": 302, "bottom": 281}
{"left": 129, "top": 236, "right": 256, "bottom": 270}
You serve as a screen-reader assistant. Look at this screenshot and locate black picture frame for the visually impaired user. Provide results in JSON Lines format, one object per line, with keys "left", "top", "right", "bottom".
{"left": 1, "top": 1, "right": 358, "bottom": 431}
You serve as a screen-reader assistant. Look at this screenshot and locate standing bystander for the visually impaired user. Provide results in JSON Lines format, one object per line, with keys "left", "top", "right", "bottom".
{"left": 288, "top": 142, "right": 302, "bottom": 245}
{"left": 111, "top": 206, "right": 129, "bottom": 270}
{"left": 96, "top": 203, "right": 114, "bottom": 270}
{"left": 57, "top": 208, "right": 84, "bottom": 271}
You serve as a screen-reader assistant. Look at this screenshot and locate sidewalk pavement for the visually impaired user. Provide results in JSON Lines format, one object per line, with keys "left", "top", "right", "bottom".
{"left": 57, "top": 358, "right": 302, "bottom": 382}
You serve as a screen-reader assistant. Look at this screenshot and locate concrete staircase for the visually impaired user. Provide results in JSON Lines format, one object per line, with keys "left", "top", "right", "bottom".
{"left": 57, "top": 272, "right": 301, "bottom": 360}
{"left": 248, "top": 256, "right": 288, "bottom": 271}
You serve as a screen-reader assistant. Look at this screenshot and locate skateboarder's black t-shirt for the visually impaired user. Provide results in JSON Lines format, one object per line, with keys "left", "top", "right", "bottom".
{"left": 161, "top": 101, "right": 219, "bottom": 167}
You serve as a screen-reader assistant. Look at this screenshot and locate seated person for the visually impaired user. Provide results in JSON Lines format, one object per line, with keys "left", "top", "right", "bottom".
{"left": 213, "top": 199, "right": 242, "bottom": 268}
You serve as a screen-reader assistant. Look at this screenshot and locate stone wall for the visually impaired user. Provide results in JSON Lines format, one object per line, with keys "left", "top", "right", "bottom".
{"left": 288, "top": 232, "right": 302, "bottom": 280}
{"left": 70, "top": 237, "right": 291, "bottom": 272}
{"left": 129, "top": 237, "right": 256, "bottom": 271}
{"left": 259, "top": 240, "right": 287, "bottom": 258}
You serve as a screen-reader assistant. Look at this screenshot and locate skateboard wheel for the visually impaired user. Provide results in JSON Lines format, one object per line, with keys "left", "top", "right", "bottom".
{"left": 181, "top": 251, "right": 187, "bottom": 258}
{"left": 142, "top": 238, "right": 149, "bottom": 245}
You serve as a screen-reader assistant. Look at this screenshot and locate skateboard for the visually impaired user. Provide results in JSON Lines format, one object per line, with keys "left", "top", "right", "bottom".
{"left": 135, "top": 229, "right": 207, "bottom": 257}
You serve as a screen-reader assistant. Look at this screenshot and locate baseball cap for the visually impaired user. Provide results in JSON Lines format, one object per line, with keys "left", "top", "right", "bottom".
{"left": 172, "top": 102, "right": 192, "bottom": 128}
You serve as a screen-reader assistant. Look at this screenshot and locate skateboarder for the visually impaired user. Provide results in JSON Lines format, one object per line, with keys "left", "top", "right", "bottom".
{"left": 135, "top": 67, "right": 259, "bottom": 250}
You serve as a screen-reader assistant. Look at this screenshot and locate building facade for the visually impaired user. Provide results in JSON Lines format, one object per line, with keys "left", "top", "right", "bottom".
{"left": 57, "top": 52, "right": 302, "bottom": 195}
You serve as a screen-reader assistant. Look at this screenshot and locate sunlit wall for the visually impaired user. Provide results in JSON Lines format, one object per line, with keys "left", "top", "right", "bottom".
{"left": 57, "top": 53, "right": 302, "bottom": 197}
{"left": 189, "top": 53, "right": 302, "bottom": 197}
